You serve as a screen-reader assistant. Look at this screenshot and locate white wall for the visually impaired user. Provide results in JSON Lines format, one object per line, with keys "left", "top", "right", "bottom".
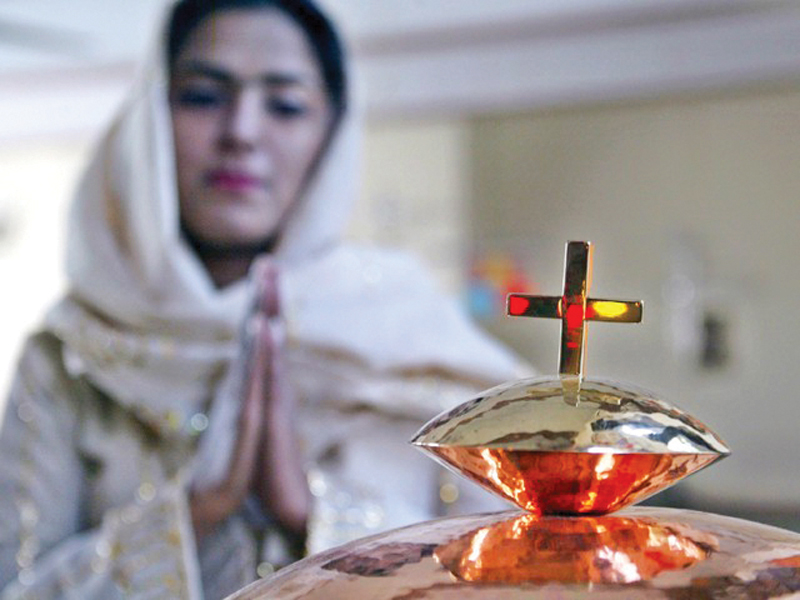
{"left": 0, "top": 141, "right": 88, "bottom": 396}
{"left": 353, "top": 120, "right": 470, "bottom": 294}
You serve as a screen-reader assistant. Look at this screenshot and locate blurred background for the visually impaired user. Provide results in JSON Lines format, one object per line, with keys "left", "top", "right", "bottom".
{"left": 1, "top": 0, "right": 798, "bottom": 528}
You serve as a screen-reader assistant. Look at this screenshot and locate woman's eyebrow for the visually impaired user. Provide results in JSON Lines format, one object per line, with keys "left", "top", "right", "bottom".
{"left": 173, "top": 60, "right": 314, "bottom": 87}
{"left": 173, "top": 60, "right": 235, "bottom": 84}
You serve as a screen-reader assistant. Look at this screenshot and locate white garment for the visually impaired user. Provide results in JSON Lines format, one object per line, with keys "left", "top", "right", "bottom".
{"left": 0, "top": 4, "right": 528, "bottom": 599}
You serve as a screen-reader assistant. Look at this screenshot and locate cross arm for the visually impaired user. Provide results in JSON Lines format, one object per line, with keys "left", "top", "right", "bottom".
{"left": 508, "top": 295, "right": 642, "bottom": 324}
{"left": 587, "top": 299, "right": 643, "bottom": 323}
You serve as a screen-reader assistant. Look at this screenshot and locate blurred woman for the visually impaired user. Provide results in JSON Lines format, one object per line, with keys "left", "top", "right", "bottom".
{"left": 0, "top": 0, "right": 525, "bottom": 598}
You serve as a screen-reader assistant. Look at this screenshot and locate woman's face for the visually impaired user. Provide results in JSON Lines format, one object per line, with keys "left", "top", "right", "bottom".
{"left": 170, "top": 9, "right": 333, "bottom": 253}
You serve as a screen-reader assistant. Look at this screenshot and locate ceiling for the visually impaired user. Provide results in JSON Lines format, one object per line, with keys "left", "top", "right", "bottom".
{"left": 0, "top": 0, "right": 170, "bottom": 73}
{"left": 1, "top": 0, "right": 799, "bottom": 142}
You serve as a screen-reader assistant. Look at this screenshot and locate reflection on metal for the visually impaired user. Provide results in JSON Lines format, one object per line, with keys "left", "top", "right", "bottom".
{"left": 411, "top": 377, "right": 729, "bottom": 514}
{"left": 434, "top": 512, "right": 715, "bottom": 584}
{"left": 507, "top": 241, "right": 642, "bottom": 380}
{"left": 233, "top": 508, "right": 800, "bottom": 599}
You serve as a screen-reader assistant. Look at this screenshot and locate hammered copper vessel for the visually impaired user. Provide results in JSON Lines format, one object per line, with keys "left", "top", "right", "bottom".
{"left": 232, "top": 508, "right": 800, "bottom": 599}
{"left": 227, "top": 241, "right": 800, "bottom": 600}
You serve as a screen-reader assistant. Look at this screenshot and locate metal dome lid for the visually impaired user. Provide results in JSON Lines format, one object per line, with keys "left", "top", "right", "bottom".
{"left": 411, "top": 375, "right": 729, "bottom": 456}
{"left": 411, "top": 241, "right": 730, "bottom": 515}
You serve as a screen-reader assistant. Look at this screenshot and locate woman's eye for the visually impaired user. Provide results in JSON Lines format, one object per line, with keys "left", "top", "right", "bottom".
{"left": 267, "top": 98, "right": 308, "bottom": 118}
{"left": 174, "top": 88, "right": 227, "bottom": 109}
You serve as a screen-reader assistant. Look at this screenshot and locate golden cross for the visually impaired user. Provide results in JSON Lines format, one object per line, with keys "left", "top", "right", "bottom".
{"left": 507, "top": 241, "right": 642, "bottom": 379}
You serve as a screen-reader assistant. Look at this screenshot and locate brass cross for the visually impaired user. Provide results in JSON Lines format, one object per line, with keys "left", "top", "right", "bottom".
{"left": 507, "top": 241, "right": 642, "bottom": 379}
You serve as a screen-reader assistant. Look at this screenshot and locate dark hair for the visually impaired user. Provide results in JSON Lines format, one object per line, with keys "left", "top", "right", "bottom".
{"left": 167, "top": 0, "right": 347, "bottom": 119}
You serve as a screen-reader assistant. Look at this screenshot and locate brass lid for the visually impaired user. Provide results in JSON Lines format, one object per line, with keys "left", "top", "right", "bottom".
{"left": 411, "top": 376, "right": 729, "bottom": 456}
{"left": 412, "top": 241, "right": 729, "bottom": 515}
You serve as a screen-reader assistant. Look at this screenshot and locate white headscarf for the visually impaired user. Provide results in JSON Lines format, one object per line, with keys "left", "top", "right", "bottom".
{"left": 44, "top": 2, "right": 525, "bottom": 447}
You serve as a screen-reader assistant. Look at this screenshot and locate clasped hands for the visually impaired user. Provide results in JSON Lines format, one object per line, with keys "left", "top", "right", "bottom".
{"left": 190, "top": 260, "right": 309, "bottom": 541}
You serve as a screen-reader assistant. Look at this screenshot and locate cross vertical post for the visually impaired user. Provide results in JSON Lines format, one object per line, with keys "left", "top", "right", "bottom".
{"left": 506, "top": 241, "right": 643, "bottom": 381}
{"left": 560, "top": 241, "right": 592, "bottom": 377}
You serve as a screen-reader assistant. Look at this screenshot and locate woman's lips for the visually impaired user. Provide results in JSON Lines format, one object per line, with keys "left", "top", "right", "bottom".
{"left": 207, "top": 169, "right": 264, "bottom": 193}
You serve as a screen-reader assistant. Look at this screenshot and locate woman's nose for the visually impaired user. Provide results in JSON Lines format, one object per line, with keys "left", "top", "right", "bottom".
{"left": 220, "top": 88, "right": 262, "bottom": 151}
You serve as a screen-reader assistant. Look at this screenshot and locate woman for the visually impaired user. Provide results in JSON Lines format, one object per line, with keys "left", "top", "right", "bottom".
{"left": 0, "top": 0, "right": 526, "bottom": 598}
